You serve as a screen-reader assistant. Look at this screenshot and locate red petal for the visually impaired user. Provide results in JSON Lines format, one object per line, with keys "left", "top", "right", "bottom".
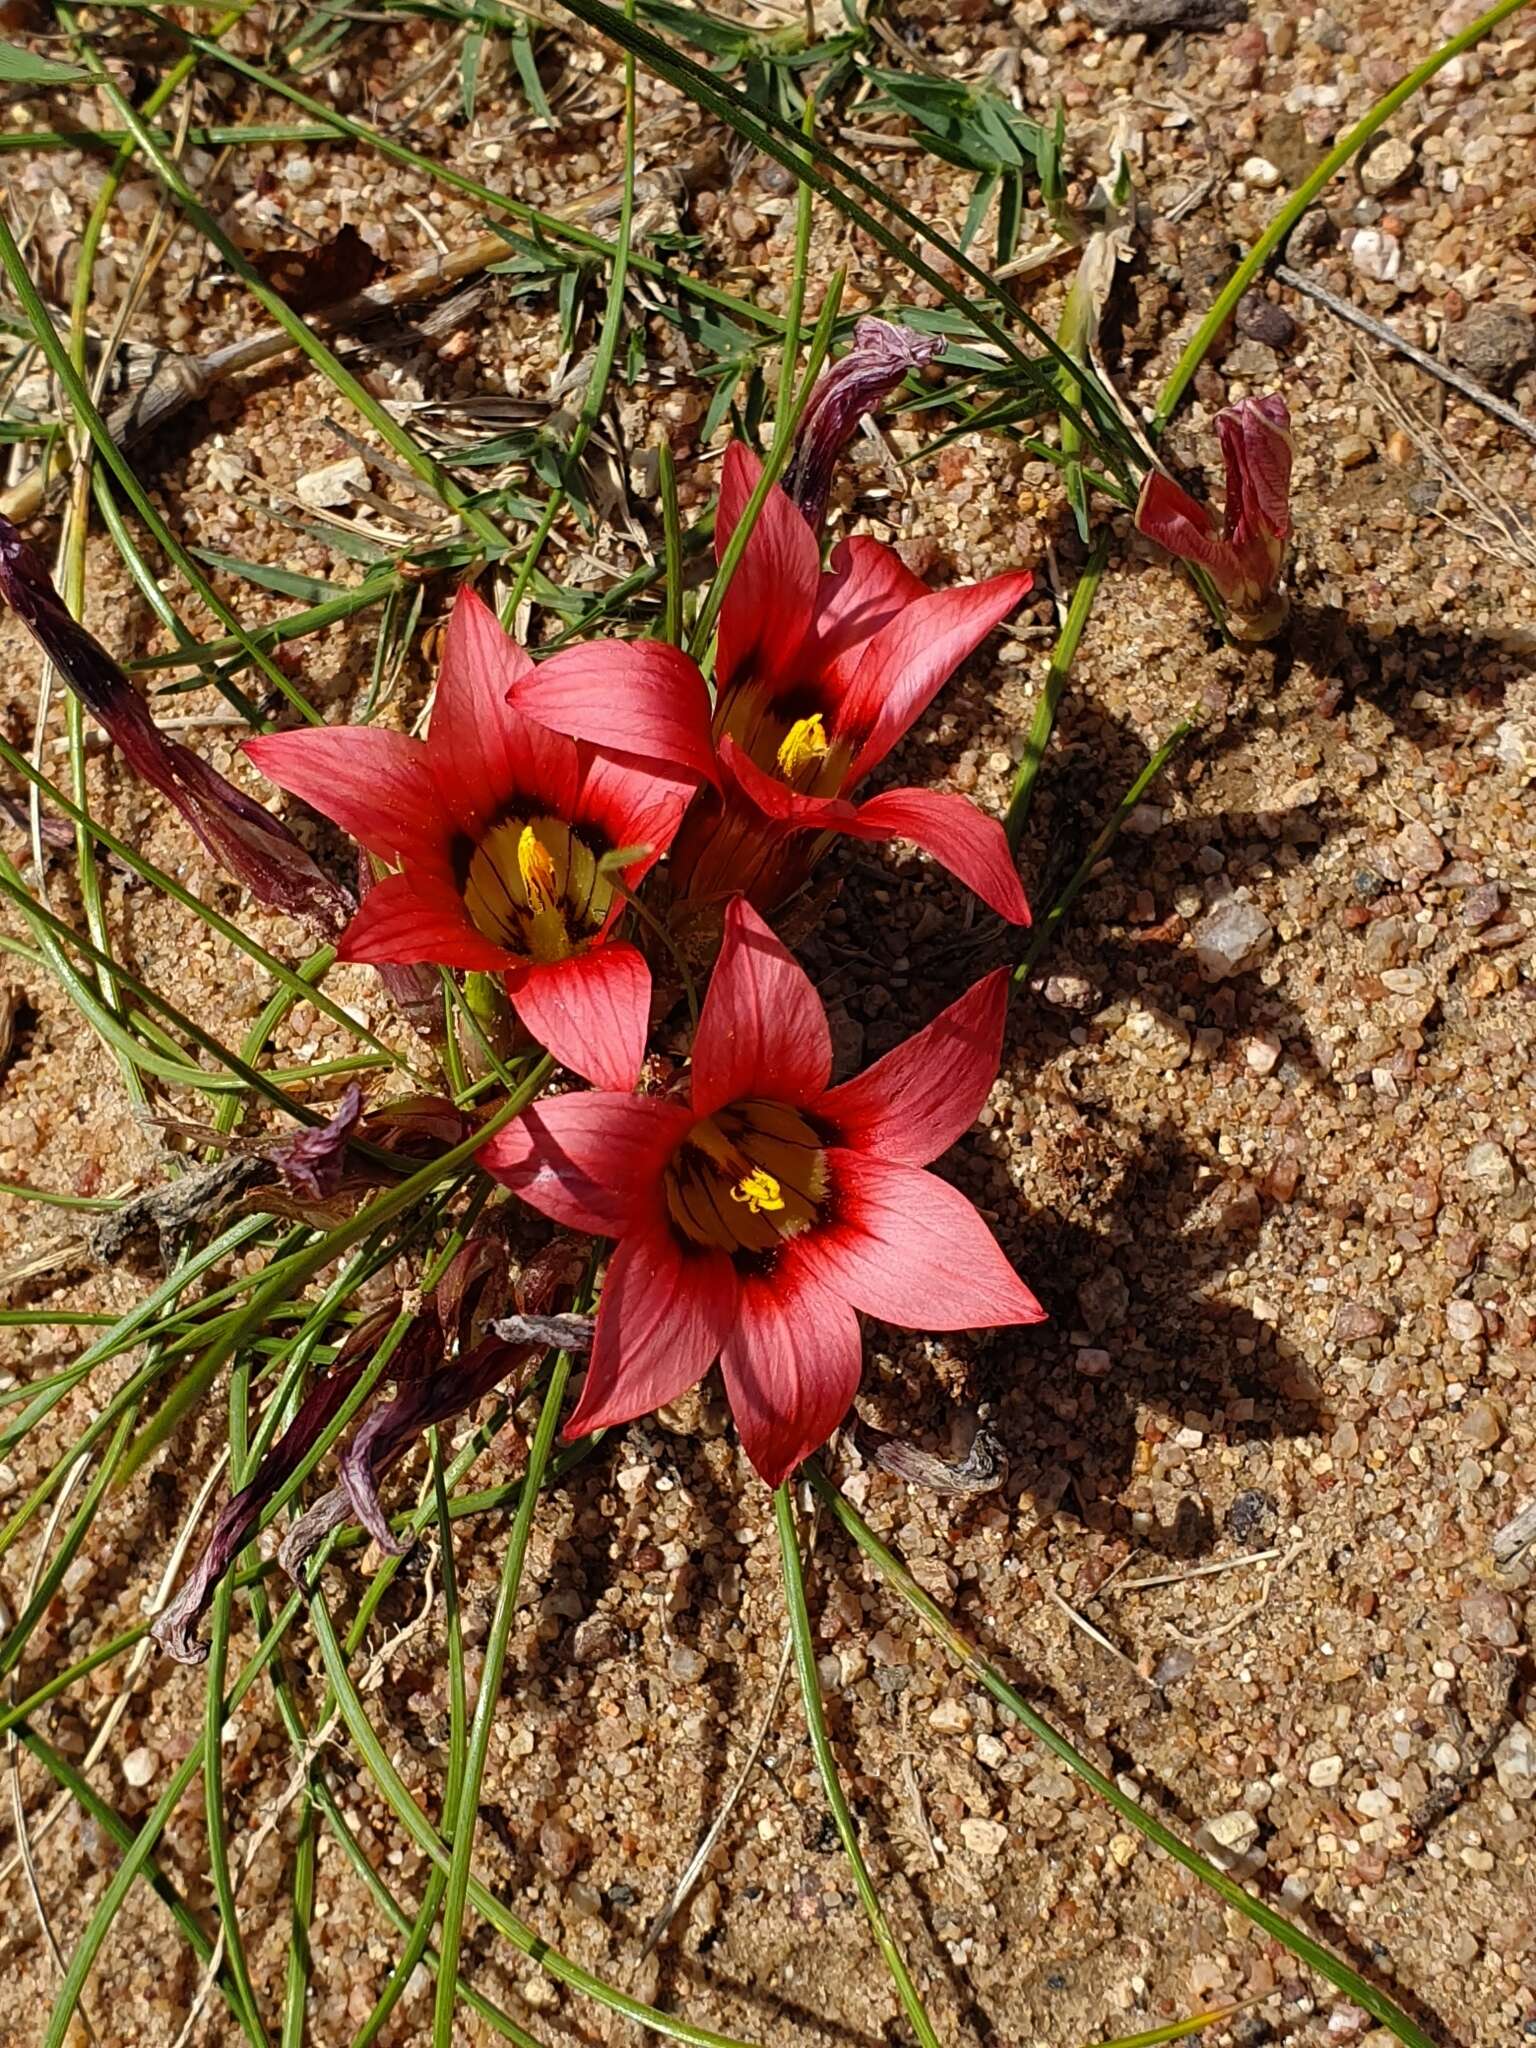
{"left": 714, "top": 441, "right": 819, "bottom": 695}
{"left": 243, "top": 726, "right": 446, "bottom": 867}
{"left": 575, "top": 745, "right": 695, "bottom": 886}
{"left": 717, "top": 733, "right": 854, "bottom": 831}
{"left": 720, "top": 1249, "right": 862, "bottom": 1486}
{"left": 805, "top": 534, "right": 928, "bottom": 687}
{"left": 428, "top": 589, "right": 579, "bottom": 837}
{"left": 1217, "top": 394, "right": 1292, "bottom": 547}
{"left": 336, "top": 869, "right": 511, "bottom": 971}
{"left": 820, "top": 967, "right": 1009, "bottom": 1167}
{"left": 1134, "top": 471, "right": 1248, "bottom": 603}
{"left": 479, "top": 1090, "right": 688, "bottom": 1236}
{"left": 508, "top": 942, "right": 652, "bottom": 1091}
{"left": 846, "top": 786, "right": 1031, "bottom": 925}
{"left": 843, "top": 570, "right": 1032, "bottom": 782}
{"left": 806, "top": 1149, "right": 1046, "bottom": 1329}
{"left": 690, "top": 896, "right": 832, "bottom": 1116}
{"left": 564, "top": 1223, "right": 738, "bottom": 1438}
{"left": 510, "top": 641, "right": 720, "bottom": 792}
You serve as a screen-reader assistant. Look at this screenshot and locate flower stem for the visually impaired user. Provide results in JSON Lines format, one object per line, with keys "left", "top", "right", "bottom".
{"left": 773, "top": 1484, "right": 941, "bottom": 2048}
{"left": 1014, "top": 722, "right": 1192, "bottom": 983}
{"left": 501, "top": 1, "right": 638, "bottom": 622}
{"left": 1004, "top": 532, "right": 1110, "bottom": 853}
{"left": 659, "top": 440, "right": 685, "bottom": 647}
{"left": 1151, "top": 0, "right": 1529, "bottom": 434}
{"left": 689, "top": 277, "right": 845, "bottom": 663}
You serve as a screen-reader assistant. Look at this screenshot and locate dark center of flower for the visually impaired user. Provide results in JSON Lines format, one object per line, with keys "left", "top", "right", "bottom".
{"left": 462, "top": 814, "right": 613, "bottom": 965}
{"left": 665, "top": 1099, "right": 828, "bottom": 1257}
{"left": 716, "top": 681, "right": 853, "bottom": 798}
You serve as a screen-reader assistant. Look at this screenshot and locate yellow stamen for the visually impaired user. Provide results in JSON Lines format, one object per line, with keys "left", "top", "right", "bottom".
{"left": 775, "top": 712, "right": 830, "bottom": 781}
{"left": 517, "top": 824, "right": 559, "bottom": 910}
{"left": 730, "top": 1167, "right": 785, "bottom": 1215}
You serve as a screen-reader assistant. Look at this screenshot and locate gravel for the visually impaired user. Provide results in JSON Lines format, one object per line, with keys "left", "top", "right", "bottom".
{"left": 3, "top": 2, "right": 1535, "bottom": 2045}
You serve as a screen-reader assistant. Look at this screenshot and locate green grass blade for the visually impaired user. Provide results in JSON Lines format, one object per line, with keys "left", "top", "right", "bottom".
{"left": 774, "top": 1485, "right": 940, "bottom": 2048}
{"left": 809, "top": 1467, "right": 1438, "bottom": 2048}
{"left": 432, "top": 1349, "right": 575, "bottom": 2042}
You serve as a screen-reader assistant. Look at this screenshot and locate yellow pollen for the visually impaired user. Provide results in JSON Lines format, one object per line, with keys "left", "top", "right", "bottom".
{"left": 775, "top": 712, "right": 830, "bottom": 780}
{"left": 516, "top": 824, "right": 559, "bottom": 909}
{"left": 730, "top": 1167, "right": 785, "bottom": 1215}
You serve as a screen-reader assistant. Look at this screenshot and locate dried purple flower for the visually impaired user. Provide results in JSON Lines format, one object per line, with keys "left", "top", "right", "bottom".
{"left": 154, "top": 1236, "right": 581, "bottom": 1657}
{"left": 782, "top": 316, "right": 945, "bottom": 532}
{"left": 0, "top": 515, "right": 351, "bottom": 935}
{"left": 151, "top": 1302, "right": 414, "bottom": 1663}
{"left": 267, "top": 1081, "right": 364, "bottom": 1201}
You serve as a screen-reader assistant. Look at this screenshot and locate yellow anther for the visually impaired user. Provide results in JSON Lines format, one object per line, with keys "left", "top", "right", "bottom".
{"left": 730, "top": 1167, "right": 785, "bottom": 1215}
{"left": 775, "top": 712, "right": 830, "bottom": 781}
{"left": 517, "top": 825, "right": 559, "bottom": 909}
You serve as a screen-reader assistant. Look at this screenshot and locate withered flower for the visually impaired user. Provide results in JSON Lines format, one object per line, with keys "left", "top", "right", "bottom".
{"left": 0, "top": 514, "right": 351, "bottom": 936}
{"left": 153, "top": 1235, "right": 579, "bottom": 1662}
{"left": 782, "top": 317, "right": 944, "bottom": 533}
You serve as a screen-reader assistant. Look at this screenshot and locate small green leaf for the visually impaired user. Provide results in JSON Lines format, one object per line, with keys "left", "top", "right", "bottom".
{"left": 0, "top": 41, "right": 88, "bottom": 85}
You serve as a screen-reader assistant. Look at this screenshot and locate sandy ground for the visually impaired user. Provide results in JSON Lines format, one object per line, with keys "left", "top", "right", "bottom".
{"left": 3, "top": 1, "right": 1536, "bottom": 2044}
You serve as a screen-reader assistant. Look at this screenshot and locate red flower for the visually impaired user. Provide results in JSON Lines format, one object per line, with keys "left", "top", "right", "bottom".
{"left": 245, "top": 589, "right": 700, "bottom": 1089}
{"left": 510, "top": 443, "right": 1034, "bottom": 925}
{"left": 479, "top": 897, "right": 1044, "bottom": 1485}
{"left": 1135, "top": 395, "right": 1294, "bottom": 638}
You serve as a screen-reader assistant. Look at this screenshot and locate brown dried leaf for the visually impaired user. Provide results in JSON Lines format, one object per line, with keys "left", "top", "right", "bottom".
{"left": 252, "top": 224, "right": 384, "bottom": 315}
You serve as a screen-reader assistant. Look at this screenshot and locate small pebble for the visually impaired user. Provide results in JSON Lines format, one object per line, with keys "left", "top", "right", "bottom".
{"left": 1350, "top": 228, "right": 1401, "bottom": 282}
{"left": 1192, "top": 900, "right": 1273, "bottom": 981}
{"left": 1392, "top": 819, "right": 1444, "bottom": 879}
{"left": 1245, "top": 1031, "right": 1282, "bottom": 1075}
{"left": 1463, "top": 1141, "right": 1516, "bottom": 1195}
{"left": 1460, "top": 1587, "right": 1519, "bottom": 1649}
{"left": 1443, "top": 302, "right": 1536, "bottom": 394}
{"left": 1458, "top": 1398, "right": 1502, "bottom": 1448}
{"left": 122, "top": 1746, "right": 156, "bottom": 1788}
{"left": 1308, "top": 1755, "right": 1344, "bottom": 1788}
{"left": 1240, "top": 156, "right": 1282, "bottom": 189}
{"left": 959, "top": 1817, "right": 1009, "bottom": 1858}
{"left": 1360, "top": 137, "right": 1416, "bottom": 196}
{"left": 1202, "top": 1808, "right": 1260, "bottom": 1857}
{"left": 1493, "top": 1723, "right": 1536, "bottom": 1801}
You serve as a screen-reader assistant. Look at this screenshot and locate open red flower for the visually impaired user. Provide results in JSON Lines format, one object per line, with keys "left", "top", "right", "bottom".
{"left": 509, "top": 442, "right": 1034, "bottom": 925}
{"left": 1135, "top": 394, "right": 1293, "bottom": 639}
{"left": 245, "top": 589, "right": 700, "bottom": 1089}
{"left": 479, "top": 897, "right": 1044, "bottom": 1485}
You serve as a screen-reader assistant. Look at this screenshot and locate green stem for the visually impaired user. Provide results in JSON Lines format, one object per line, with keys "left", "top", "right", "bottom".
{"left": 776, "top": 94, "right": 817, "bottom": 428}
{"left": 1015, "top": 722, "right": 1191, "bottom": 982}
{"left": 432, "top": 1349, "right": 575, "bottom": 2043}
{"left": 502, "top": 5, "right": 637, "bottom": 621}
{"left": 1151, "top": 0, "right": 1531, "bottom": 432}
{"left": 305, "top": 1588, "right": 760, "bottom": 2046}
{"left": 774, "top": 1486, "right": 940, "bottom": 2048}
{"left": 1004, "top": 534, "right": 1109, "bottom": 852}
{"left": 690, "top": 277, "right": 844, "bottom": 662}
{"left": 658, "top": 439, "right": 684, "bottom": 646}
